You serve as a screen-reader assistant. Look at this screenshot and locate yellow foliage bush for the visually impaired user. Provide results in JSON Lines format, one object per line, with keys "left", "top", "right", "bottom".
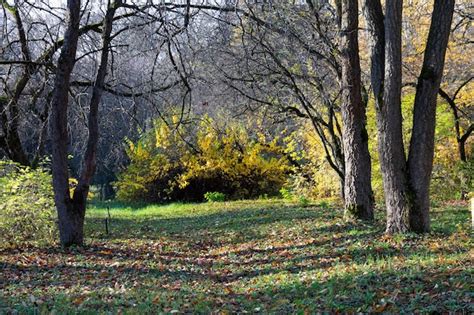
{"left": 115, "top": 115, "right": 292, "bottom": 202}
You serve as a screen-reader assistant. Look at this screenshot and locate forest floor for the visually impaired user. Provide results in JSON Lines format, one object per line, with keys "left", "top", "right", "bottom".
{"left": 1, "top": 199, "right": 472, "bottom": 313}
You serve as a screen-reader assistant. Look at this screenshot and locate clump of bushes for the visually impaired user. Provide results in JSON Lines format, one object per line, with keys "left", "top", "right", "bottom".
{"left": 115, "top": 115, "right": 293, "bottom": 203}
{"left": 204, "top": 191, "right": 226, "bottom": 202}
{"left": 0, "top": 161, "right": 57, "bottom": 247}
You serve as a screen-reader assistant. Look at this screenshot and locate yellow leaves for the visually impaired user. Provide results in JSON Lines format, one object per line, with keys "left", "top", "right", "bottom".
{"left": 155, "top": 123, "right": 171, "bottom": 149}
{"left": 116, "top": 114, "right": 293, "bottom": 201}
{"left": 69, "top": 177, "right": 78, "bottom": 196}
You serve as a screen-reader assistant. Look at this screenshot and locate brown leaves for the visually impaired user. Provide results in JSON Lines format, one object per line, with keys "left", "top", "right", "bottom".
{"left": 72, "top": 295, "right": 87, "bottom": 306}
{"left": 1, "top": 202, "right": 472, "bottom": 313}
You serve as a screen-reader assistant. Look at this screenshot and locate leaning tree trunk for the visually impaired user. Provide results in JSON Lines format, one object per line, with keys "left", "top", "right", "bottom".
{"left": 72, "top": 0, "right": 120, "bottom": 218}
{"left": 407, "top": 0, "right": 455, "bottom": 233}
{"left": 50, "top": 0, "right": 82, "bottom": 247}
{"left": 340, "top": 0, "right": 374, "bottom": 221}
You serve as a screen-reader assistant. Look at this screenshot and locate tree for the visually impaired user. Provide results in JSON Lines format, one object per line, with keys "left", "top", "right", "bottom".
{"left": 340, "top": 0, "right": 374, "bottom": 220}
{"left": 407, "top": 0, "right": 456, "bottom": 232}
{"left": 211, "top": 2, "right": 374, "bottom": 217}
{"left": 49, "top": 0, "right": 83, "bottom": 247}
{"left": 213, "top": 3, "right": 346, "bottom": 194}
{"left": 0, "top": 0, "right": 36, "bottom": 165}
{"left": 0, "top": 0, "right": 134, "bottom": 166}
{"left": 50, "top": 0, "right": 122, "bottom": 247}
{"left": 364, "top": 0, "right": 455, "bottom": 233}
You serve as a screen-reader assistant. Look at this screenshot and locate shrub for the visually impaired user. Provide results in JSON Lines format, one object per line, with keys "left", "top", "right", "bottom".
{"left": 279, "top": 187, "right": 293, "bottom": 200}
{"left": 204, "top": 191, "right": 226, "bottom": 202}
{"left": 115, "top": 115, "right": 293, "bottom": 202}
{"left": 282, "top": 126, "right": 342, "bottom": 200}
{"left": 298, "top": 195, "right": 309, "bottom": 206}
{"left": 0, "top": 161, "right": 57, "bottom": 247}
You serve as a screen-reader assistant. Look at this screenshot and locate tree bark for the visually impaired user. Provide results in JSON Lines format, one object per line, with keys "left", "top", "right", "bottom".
{"left": 365, "top": 0, "right": 410, "bottom": 233}
{"left": 365, "top": 0, "right": 455, "bottom": 233}
{"left": 381, "top": 0, "right": 411, "bottom": 233}
{"left": 49, "top": 0, "right": 82, "bottom": 247}
{"left": 364, "top": 0, "right": 384, "bottom": 107}
{"left": 407, "top": 0, "right": 455, "bottom": 233}
{"left": 340, "top": 0, "right": 374, "bottom": 221}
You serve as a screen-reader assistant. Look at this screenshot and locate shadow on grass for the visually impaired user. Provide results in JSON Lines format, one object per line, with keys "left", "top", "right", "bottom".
{"left": 1, "top": 239, "right": 470, "bottom": 313}
{"left": 85, "top": 205, "right": 339, "bottom": 241}
{"left": 430, "top": 206, "right": 470, "bottom": 234}
{"left": 251, "top": 262, "right": 472, "bottom": 313}
{"left": 1, "top": 204, "right": 470, "bottom": 313}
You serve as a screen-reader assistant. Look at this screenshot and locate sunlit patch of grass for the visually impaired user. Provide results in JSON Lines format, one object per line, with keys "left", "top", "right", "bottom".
{"left": 1, "top": 199, "right": 472, "bottom": 313}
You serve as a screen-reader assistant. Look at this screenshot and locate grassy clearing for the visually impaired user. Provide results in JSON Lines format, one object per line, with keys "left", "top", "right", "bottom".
{"left": 0, "top": 200, "right": 472, "bottom": 313}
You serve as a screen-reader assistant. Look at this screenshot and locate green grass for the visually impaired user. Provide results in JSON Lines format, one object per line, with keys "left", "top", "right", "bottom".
{"left": 1, "top": 200, "right": 472, "bottom": 313}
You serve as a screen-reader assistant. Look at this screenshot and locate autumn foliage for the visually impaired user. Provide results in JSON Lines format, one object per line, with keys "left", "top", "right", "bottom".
{"left": 115, "top": 115, "right": 293, "bottom": 202}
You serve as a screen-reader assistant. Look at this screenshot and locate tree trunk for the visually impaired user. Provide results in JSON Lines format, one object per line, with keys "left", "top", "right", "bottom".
{"left": 365, "top": 0, "right": 455, "bottom": 233}
{"left": 381, "top": 0, "right": 411, "bottom": 233}
{"left": 364, "top": 0, "right": 384, "bottom": 108}
{"left": 73, "top": 0, "right": 119, "bottom": 211}
{"left": 340, "top": 0, "right": 374, "bottom": 221}
{"left": 49, "top": 0, "right": 82, "bottom": 247}
{"left": 50, "top": 0, "right": 119, "bottom": 247}
{"left": 458, "top": 127, "right": 473, "bottom": 163}
{"left": 407, "top": 0, "right": 455, "bottom": 233}
{"left": 366, "top": 0, "right": 410, "bottom": 233}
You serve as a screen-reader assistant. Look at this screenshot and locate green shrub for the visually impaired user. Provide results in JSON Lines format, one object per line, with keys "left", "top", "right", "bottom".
{"left": 279, "top": 187, "right": 293, "bottom": 200}
{"left": 298, "top": 195, "right": 309, "bottom": 206}
{"left": 204, "top": 191, "right": 226, "bottom": 202}
{"left": 0, "top": 161, "right": 57, "bottom": 247}
{"left": 319, "top": 201, "right": 330, "bottom": 209}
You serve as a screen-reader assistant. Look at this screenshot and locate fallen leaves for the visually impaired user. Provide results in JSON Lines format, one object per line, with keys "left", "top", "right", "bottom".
{"left": 0, "top": 202, "right": 472, "bottom": 313}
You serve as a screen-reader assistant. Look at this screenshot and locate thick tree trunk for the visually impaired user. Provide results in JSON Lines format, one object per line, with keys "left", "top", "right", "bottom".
{"left": 407, "top": 0, "right": 455, "bottom": 233}
{"left": 50, "top": 0, "right": 82, "bottom": 247}
{"left": 381, "top": 0, "right": 411, "bottom": 233}
{"left": 376, "top": 0, "right": 410, "bottom": 233}
{"left": 365, "top": 0, "right": 455, "bottom": 233}
{"left": 340, "top": 0, "right": 374, "bottom": 221}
